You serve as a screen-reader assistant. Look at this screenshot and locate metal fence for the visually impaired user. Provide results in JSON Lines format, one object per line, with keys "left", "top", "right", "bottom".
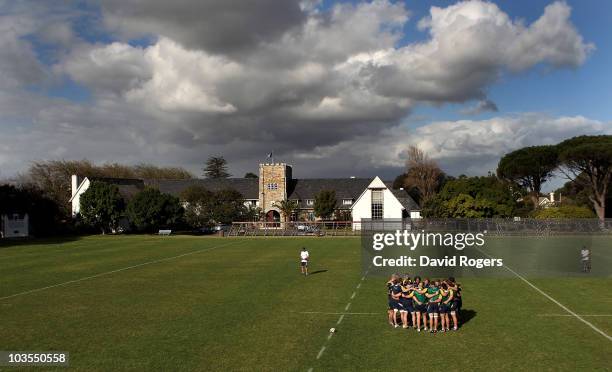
{"left": 227, "top": 218, "right": 612, "bottom": 237}
{"left": 227, "top": 221, "right": 359, "bottom": 236}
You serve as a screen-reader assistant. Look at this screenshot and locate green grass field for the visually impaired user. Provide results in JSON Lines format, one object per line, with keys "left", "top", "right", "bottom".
{"left": 1, "top": 235, "right": 611, "bottom": 371}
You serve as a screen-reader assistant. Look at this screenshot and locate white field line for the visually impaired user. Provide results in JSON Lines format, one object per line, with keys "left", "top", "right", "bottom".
{"left": 0, "top": 240, "right": 245, "bottom": 301}
{"left": 476, "top": 247, "right": 612, "bottom": 342}
{"left": 308, "top": 267, "right": 371, "bottom": 371}
{"left": 336, "top": 314, "right": 345, "bottom": 325}
{"left": 539, "top": 314, "right": 612, "bottom": 317}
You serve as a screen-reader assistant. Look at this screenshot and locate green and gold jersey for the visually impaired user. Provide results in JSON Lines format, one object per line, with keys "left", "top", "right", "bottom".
{"left": 413, "top": 289, "right": 427, "bottom": 303}
{"left": 427, "top": 286, "right": 440, "bottom": 303}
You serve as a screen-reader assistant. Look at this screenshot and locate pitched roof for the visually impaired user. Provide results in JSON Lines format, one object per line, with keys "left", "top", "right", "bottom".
{"left": 144, "top": 178, "right": 259, "bottom": 199}
{"left": 385, "top": 182, "right": 420, "bottom": 211}
{"left": 287, "top": 178, "right": 371, "bottom": 200}
{"left": 87, "top": 177, "right": 144, "bottom": 200}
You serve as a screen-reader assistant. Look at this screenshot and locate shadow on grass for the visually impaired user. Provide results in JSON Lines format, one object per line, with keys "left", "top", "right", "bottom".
{"left": 309, "top": 269, "right": 328, "bottom": 275}
{"left": 0, "top": 235, "right": 83, "bottom": 249}
{"left": 459, "top": 309, "right": 477, "bottom": 327}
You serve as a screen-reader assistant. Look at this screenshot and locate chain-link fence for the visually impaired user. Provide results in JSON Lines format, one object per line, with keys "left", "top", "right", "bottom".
{"left": 227, "top": 218, "right": 612, "bottom": 237}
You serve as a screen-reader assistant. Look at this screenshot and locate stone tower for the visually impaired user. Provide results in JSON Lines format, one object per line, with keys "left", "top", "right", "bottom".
{"left": 259, "top": 163, "right": 292, "bottom": 217}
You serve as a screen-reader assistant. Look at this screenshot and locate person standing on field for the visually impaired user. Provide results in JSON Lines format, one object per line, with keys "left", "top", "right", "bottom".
{"left": 581, "top": 246, "right": 591, "bottom": 273}
{"left": 300, "top": 247, "right": 309, "bottom": 276}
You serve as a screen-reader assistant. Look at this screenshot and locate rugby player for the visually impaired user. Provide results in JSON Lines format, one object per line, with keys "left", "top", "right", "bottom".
{"left": 399, "top": 277, "right": 415, "bottom": 329}
{"left": 411, "top": 281, "right": 428, "bottom": 332}
{"left": 426, "top": 280, "right": 441, "bottom": 333}
{"left": 438, "top": 282, "right": 453, "bottom": 332}
{"left": 446, "top": 277, "right": 461, "bottom": 330}
{"left": 300, "top": 247, "right": 309, "bottom": 276}
{"left": 390, "top": 278, "right": 403, "bottom": 328}
{"left": 386, "top": 275, "right": 399, "bottom": 327}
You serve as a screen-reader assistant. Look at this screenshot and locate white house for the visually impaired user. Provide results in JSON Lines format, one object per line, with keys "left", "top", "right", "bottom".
{"left": 351, "top": 177, "right": 421, "bottom": 230}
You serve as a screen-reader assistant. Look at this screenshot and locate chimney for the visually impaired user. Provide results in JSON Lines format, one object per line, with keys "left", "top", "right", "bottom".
{"left": 71, "top": 175, "right": 80, "bottom": 197}
{"left": 549, "top": 192, "right": 554, "bottom": 203}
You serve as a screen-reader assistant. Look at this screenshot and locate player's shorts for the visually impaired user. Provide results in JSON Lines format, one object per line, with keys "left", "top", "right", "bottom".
{"left": 415, "top": 303, "right": 426, "bottom": 313}
{"left": 301, "top": 261, "right": 308, "bottom": 267}
{"left": 399, "top": 299, "right": 411, "bottom": 313}
{"left": 427, "top": 302, "right": 439, "bottom": 314}
{"left": 439, "top": 303, "right": 449, "bottom": 313}
{"left": 389, "top": 299, "right": 400, "bottom": 311}
{"left": 449, "top": 301, "right": 458, "bottom": 311}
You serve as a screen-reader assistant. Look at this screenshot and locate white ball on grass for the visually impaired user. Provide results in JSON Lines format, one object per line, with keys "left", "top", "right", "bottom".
{"left": 329, "top": 328, "right": 336, "bottom": 333}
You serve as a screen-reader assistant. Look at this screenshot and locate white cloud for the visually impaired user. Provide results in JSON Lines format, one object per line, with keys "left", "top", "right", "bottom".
{"left": 365, "top": 1, "right": 594, "bottom": 102}
{"left": 293, "top": 114, "right": 611, "bottom": 176}
{"left": 0, "top": 0, "right": 600, "bottom": 179}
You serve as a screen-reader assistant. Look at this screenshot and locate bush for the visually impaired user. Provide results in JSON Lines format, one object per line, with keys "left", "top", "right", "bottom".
{"left": 79, "top": 181, "right": 125, "bottom": 234}
{"left": 534, "top": 206, "right": 596, "bottom": 219}
{"left": 126, "top": 188, "right": 183, "bottom": 232}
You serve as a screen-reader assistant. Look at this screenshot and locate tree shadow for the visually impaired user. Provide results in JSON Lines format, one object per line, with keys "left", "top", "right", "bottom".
{"left": 309, "top": 270, "right": 328, "bottom": 275}
{"left": 0, "top": 235, "right": 82, "bottom": 249}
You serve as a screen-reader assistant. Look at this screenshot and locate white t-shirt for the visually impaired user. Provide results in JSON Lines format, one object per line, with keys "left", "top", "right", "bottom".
{"left": 300, "top": 250, "right": 309, "bottom": 262}
{"left": 581, "top": 249, "right": 590, "bottom": 261}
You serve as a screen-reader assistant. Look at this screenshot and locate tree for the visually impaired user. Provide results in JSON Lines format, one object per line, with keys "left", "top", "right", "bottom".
{"left": 273, "top": 200, "right": 298, "bottom": 223}
{"left": 334, "top": 209, "right": 352, "bottom": 221}
{"left": 244, "top": 172, "right": 258, "bottom": 179}
{"left": 79, "top": 181, "right": 125, "bottom": 234}
{"left": 314, "top": 190, "right": 336, "bottom": 219}
{"left": 557, "top": 135, "right": 612, "bottom": 221}
{"left": 402, "top": 146, "right": 444, "bottom": 205}
{"left": 422, "top": 176, "right": 516, "bottom": 218}
{"left": 534, "top": 206, "right": 595, "bottom": 219}
{"left": 203, "top": 156, "right": 231, "bottom": 178}
{"left": 497, "top": 145, "right": 558, "bottom": 209}
{"left": 555, "top": 175, "right": 612, "bottom": 218}
{"left": 21, "top": 159, "right": 193, "bottom": 217}
{"left": 241, "top": 204, "right": 262, "bottom": 222}
{"left": 211, "top": 188, "right": 244, "bottom": 224}
{"left": 180, "top": 185, "right": 215, "bottom": 229}
{"left": 132, "top": 164, "right": 194, "bottom": 179}
{"left": 0, "top": 184, "right": 62, "bottom": 237}
{"left": 126, "top": 188, "right": 183, "bottom": 232}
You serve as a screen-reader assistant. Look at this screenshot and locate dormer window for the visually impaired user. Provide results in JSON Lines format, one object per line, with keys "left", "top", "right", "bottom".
{"left": 342, "top": 199, "right": 353, "bottom": 205}
{"left": 306, "top": 199, "right": 314, "bottom": 206}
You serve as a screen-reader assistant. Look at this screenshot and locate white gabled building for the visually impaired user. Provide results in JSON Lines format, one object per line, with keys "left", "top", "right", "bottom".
{"left": 351, "top": 177, "right": 421, "bottom": 229}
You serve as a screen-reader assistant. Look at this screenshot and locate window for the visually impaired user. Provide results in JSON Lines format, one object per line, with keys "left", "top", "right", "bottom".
{"left": 306, "top": 199, "right": 314, "bottom": 206}
{"left": 307, "top": 212, "right": 315, "bottom": 221}
{"left": 266, "top": 183, "right": 278, "bottom": 190}
{"left": 371, "top": 190, "right": 383, "bottom": 220}
{"left": 342, "top": 199, "right": 353, "bottom": 206}
{"left": 244, "top": 200, "right": 257, "bottom": 207}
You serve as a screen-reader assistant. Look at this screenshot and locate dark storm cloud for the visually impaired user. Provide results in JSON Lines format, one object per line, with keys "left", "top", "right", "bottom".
{"left": 100, "top": 0, "right": 307, "bottom": 55}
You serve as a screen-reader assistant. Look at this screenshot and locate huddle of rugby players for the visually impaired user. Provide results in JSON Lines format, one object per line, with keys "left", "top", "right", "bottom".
{"left": 386, "top": 274, "right": 462, "bottom": 333}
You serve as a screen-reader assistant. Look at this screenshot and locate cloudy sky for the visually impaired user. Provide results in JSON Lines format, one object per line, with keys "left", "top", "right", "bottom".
{"left": 1, "top": 0, "right": 611, "bottom": 184}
